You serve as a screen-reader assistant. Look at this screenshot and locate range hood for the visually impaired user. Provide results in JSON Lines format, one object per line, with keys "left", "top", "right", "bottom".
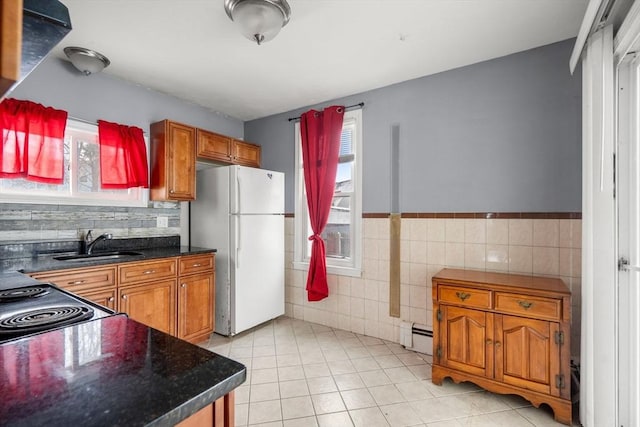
{"left": 2, "top": 0, "right": 72, "bottom": 98}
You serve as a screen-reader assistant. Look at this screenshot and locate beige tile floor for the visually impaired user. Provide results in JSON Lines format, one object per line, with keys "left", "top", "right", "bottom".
{"left": 199, "top": 317, "right": 579, "bottom": 427}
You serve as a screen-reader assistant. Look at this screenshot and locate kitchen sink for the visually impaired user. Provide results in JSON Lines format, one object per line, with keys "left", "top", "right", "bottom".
{"left": 53, "top": 251, "right": 143, "bottom": 262}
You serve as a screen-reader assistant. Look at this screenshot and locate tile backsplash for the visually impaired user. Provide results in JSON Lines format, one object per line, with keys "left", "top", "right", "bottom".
{"left": 285, "top": 216, "right": 582, "bottom": 360}
{"left": 0, "top": 202, "right": 181, "bottom": 242}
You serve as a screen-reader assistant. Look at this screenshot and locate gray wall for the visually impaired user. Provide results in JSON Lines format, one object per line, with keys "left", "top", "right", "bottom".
{"left": 3, "top": 55, "right": 244, "bottom": 244}
{"left": 10, "top": 56, "right": 243, "bottom": 138}
{"left": 245, "top": 39, "right": 582, "bottom": 214}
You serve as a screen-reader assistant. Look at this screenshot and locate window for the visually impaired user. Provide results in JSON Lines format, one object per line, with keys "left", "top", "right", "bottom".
{"left": 293, "top": 109, "right": 362, "bottom": 276}
{"left": 0, "top": 119, "right": 148, "bottom": 206}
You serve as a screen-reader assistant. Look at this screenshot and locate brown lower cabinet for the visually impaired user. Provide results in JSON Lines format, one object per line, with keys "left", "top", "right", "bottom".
{"left": 79, "top": 288, "right": 117, "bottom": 311}
{"left": 176, "top": 391, "right": 235, "bottom": 427}
{"left": 178, "top": 254, "right": 216, "bottom": 342}
{"left": 30, "top": 253, "right": 215, "bottom": 344}
{"left": 119, "top": 279, "right": 177, "bottom": 336}
{"left": 432, "top": 269, "right": 572, "bottom": 425}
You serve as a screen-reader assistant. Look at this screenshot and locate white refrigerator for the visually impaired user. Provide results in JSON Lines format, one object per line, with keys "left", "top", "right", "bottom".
{"left": 190, "top": 165, "right": 285, "bottom": 336}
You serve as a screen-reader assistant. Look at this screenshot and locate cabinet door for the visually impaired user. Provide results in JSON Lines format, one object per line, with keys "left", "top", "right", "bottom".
{"left": 233, "top": 140, "right": 261, "bottom": 167}
{"left": 119, "top": 279, "right": 177, "bottom": 335}
{"left": 178, "top": 272, "right": 215, "bottom": 342}
{"left": 77, "top": 289, "right": 117, "bottom": 311}
{"left": 197, "top": 129, "right": 233, "bottom": 163}
{"left": 494, "top": 314, "right": 559, "bottom": 396}
{"left": 167, "top": 121, "right": 196, "bottom": 200}
{"left": 441, "top": 305, "right": 493, "bottom": 378}
{"left": 0, "top": 2, "right": 21, "bottom": 98}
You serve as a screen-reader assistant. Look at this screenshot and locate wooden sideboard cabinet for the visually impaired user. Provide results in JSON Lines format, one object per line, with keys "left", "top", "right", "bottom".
{"left": 432, "top": 268, "right": 572, "bottom": 425}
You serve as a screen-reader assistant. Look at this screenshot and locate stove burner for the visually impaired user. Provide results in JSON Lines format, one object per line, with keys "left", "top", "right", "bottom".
{"left": 0, "top": 286, "right": 50, "bottom": 303}
{"left": 0, "top": 306, "right": 94, "bottom": 335}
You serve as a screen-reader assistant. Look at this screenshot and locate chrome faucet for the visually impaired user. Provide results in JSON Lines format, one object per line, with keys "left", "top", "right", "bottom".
{"left": 85, "top": 230, "right": 113, "bottom": 255}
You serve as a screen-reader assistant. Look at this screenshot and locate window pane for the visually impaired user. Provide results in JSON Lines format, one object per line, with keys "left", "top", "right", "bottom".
{"left": 76, "top": 138, "right": 101, "bottom": 193}
{"left": 0, "top": 139, "right": 71, "bottom": 193}
{"left": 340, "top": 128, "right": 353, "bottom": 155}
{"left": 323, "top": 195, "right": 351, "bottom": 259}
{"left": 336, "top": 126, "right": 354, "bottom": 191}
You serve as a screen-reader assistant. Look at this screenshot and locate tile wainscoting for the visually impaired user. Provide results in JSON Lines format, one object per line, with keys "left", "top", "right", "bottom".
{"left": 285, "top": 215, "right": 582, "bottom": 360}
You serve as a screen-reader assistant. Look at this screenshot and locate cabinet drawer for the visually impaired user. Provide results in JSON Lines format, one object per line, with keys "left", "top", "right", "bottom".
{"left": 439, "top": 285, "right": 491, "bottom": 309}
{"left": 31, "top": 266, "right": 116, "bottom": 293}
{"left": 494, "top": 292, "right": 562, "bottom": 321}
{"left": 179, "top": 254, "right": 214, "bottom": 275}
{"left": 119, "top": 258, "right": 177, "bottom": 285}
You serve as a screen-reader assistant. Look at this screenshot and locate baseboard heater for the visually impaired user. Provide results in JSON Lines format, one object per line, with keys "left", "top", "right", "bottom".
{"left": 400, "top": 321, "right": 433, "bottom": 355}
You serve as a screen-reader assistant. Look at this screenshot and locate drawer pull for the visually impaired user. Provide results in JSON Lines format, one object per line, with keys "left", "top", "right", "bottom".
{"left": 456, "top": 292, "right": 471, "bottom": 301}
{"left": 108, "top": 297, "right": 114, "bottom": 302}
{"left": 192, "top": 263, "right": 201, "bottom": 267}
{"left": 518, "top": 300, "right": 534, "bottom": 310}
{"left": 68, "top": 280, "right": 86, "bottom": 285}
{"left": 122, "top": 295, "right": 127, "bottom": 300}
{"left": 143, "top": 270, "right": 156, "bottom": 275}
{"left": 486, "top": 339, "right": 493, "bottom": 345}
{"left": 495, "top": 341, "right": 501, "bottom": 348}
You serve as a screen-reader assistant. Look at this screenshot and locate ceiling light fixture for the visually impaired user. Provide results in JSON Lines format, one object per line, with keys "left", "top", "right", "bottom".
{"left": 63, "top": 47, "right": 111, "bottom": 75}
{"left": 224, "top": 0, "right": 291, "bottom": 45}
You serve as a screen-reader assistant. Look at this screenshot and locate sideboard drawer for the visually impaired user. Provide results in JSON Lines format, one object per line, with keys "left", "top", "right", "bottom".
{"left": 494, "top": 292, "right": 562, "bottom": 321}
{"left": 439, "top": 285, "right": 491, "bottom": 309}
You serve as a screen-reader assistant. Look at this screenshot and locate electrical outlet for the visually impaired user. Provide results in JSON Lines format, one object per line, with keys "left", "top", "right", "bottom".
{"left": 157, "top": 216, "right": 168, "bottom": 228}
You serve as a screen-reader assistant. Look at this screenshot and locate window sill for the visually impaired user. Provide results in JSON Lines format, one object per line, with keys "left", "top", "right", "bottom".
{"left": 292, "top": 261, "right": 362, "bottom": 278}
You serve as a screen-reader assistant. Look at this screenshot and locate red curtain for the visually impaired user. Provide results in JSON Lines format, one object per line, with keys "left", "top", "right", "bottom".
{"left": 0, "top": 98, "right": 67, "bottom": 183}
{"left": 98, "top": 120, "right": 149, "bottom": 189}
{"left": 300, "top": 105, "right": 345, "bottom": 301}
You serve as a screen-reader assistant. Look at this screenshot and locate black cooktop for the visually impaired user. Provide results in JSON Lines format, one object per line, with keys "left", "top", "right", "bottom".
{"left": 0, "top": 284, "right": 114, "bottom": 343}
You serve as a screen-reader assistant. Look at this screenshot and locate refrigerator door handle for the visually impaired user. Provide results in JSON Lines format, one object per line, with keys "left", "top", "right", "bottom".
{"left": 237, "top": 173, "right": 241, "bottom": 215}
{"left": 237, "top": 215, "right": 241, "bottom": 268}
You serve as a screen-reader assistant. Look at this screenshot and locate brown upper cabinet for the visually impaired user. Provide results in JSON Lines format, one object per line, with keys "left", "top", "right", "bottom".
{"left": 150, "top": 120, "right": 262, "bottom": 201}
{"left": 150, "top": 120, "right": 197, "bottom": 201}
{"left": 197, "top": 128, "right": 261, "bottom": 168}
{"left": 0, "top": 1, "right": 22, "bottom": 99}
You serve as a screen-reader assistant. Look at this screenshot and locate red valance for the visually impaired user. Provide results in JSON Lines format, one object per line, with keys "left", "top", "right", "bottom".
{"left": 0, "top": 98, "right": 67, "bottom": 184}
{"left": 98, "top": 120, "right": 149, "bottom": 189}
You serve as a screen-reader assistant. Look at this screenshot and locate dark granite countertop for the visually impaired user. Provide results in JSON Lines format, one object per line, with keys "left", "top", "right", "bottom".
{"left": 15, "top": 245, "right": 216, "bottom": 274}
{"left": 0, "top": 314, "right": 246, "bottom": 426}
{"left": 0, "top": 236, "right": 216, "bottom": 274}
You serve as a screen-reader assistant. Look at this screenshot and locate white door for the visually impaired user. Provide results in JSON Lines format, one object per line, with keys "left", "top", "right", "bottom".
{"left": 233, "top": 166, "right": 284, "bottom": 214}
{"left": 232, "top": 214, "right": 284, "bottom": 335}
{"left": 617, "top": 53, "right": 640, "bottom": 427}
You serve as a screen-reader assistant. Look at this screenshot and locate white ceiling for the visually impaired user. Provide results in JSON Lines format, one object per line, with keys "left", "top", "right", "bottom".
{"left": 54, "top": 0, "right": 588, "bottom": 121}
